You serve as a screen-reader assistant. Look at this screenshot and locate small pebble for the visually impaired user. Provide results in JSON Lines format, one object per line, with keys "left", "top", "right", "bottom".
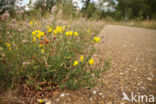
{"left": 99, "top": 93, "right": 103, "bottom": 96}
{"left": 90, "top": 98, "right": 93, "bottom": 101}
{"left": 46, "top": 101, "right": 52, "bottom": 104}
{"left": 60, "top": 93, "right": 65, "bottom": 97}
{"left": 93, "top": 90, "right": 97, "bottom": 94}
{"left": 147, "top": 78, "right": 152, "bottom": 81}
{"left": 119, "top": 73, "right": 124, "bottom": 75}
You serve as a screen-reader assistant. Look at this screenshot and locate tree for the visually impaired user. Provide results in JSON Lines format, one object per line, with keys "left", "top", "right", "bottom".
{"left": 34, "top": 0, "right": 56, "bottom": 11}
{"left": 81, "top": 0, "right": 98, "bottom": 18}
{"left": 0, "top": 0, "right": 16, "bottom": 14}
{"left": 115, "top": 0, "right": 156, "bottom": 20}
{"left": 81, "top": 0, "right": 91, "bottom": 14}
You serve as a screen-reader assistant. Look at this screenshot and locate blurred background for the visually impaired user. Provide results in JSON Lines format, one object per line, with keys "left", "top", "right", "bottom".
{"left": 0, "top": 0, "right": 156, "bottom": 28}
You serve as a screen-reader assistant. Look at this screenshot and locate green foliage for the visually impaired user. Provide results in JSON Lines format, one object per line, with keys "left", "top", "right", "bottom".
{"left": 0, "top": 0, "right": 16, "bottom": 16}
{"left": 116, "top": 0, "right": 156, "bottom": 20}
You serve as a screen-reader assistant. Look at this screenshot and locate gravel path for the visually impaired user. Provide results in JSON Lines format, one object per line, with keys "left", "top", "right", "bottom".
{"left": 93, "top": 25, "right": 156, "bottom": 104}
{"left": 36, "top": 25, "right": 156, "bottom": 104}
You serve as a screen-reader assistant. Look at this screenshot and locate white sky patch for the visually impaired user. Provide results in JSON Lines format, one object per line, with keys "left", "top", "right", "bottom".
{"left": 18, "top": 0, "right": 37, "bottom": 7}
{"left": 72, "top": 0, "right": 83, "bottom": 8}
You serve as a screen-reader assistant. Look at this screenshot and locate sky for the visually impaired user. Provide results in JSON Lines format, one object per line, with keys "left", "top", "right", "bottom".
{"left": 20, "top": 0, "right": 36, "bottom": 6}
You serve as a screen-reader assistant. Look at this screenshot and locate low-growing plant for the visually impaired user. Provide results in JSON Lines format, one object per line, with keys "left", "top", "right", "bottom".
{"left": 0, "top": 18, "right": 108, "bottom": 90}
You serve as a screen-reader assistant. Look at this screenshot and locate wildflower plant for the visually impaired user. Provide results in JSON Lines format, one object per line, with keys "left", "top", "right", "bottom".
{"left": 0, "top": 18, "right": 108, "bottom": 90}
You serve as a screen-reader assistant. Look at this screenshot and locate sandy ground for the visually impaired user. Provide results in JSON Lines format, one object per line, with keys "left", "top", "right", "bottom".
{"left": 1, "top": 25, "right": 156, "bottom": 104}
{"left": 92, "top": 25, "right": 156, "bottom": 104}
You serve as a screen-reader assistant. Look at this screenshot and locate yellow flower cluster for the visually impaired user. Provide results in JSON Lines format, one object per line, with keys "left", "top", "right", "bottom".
{"left": 93, "top": 37, "right": 101, "bottom": 42}
{"left": 32, "top": 30, "right": 44, "bottom": 41}
{"left": 5, "top": 42, "right": 11, "bottom": 50}
{"left": 73, "top": 55, "right": 94, "bottom": 67}
{"left": 47, "top": 25, "right": 53, "bottom": 33}
{"left": 74, "top": 32, "right": 78, "bottom": 36}
{"left": 48, "top": 28, "right": 52, "bottom": 33}
{"left": 73, "top": 61, "right": 78, "bottom": 66}
{"left": 52, "top": 26, "right": 66, "bottom": 35}
{"left": 65, "top": 31, "right": 78, "bottom": 36}
{"left": 53, "top": 30, "right": 57, "bottom": 35}
{"left": 65, "top": 31, "right": 73, "bottom": 36}
{"left": 32, "top": 37, "right": 36, "bottom": 42}
{"left": 56, "top": 26, "right": 63, "bottom": 33}
{"left": 73, "top": 55, "right": 83, "bottom": 67}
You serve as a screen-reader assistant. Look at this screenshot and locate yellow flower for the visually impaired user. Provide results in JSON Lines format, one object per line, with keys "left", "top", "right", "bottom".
{"left": 48, "top": 28, "right": 52, "bottom": 33}
{"left": 37, "top": 34, "right": 41, "bottom": 39}
{"left": 38, "top": 31, "right": 44, "bottom": 37}
{"left": 30, "top": 21, "right": 33, "bottom": 26}
{"left": 89, "top": 58, "right": 94, "bottom": 65}
{"left": 94, "top": 37, "right": 101, "bottom": 42}
{"left": 5, "top": 42, "right": 11, "bottom": 47}
{"left": 53, "top": 30, "right": 58, "bottom": 35}
{"left": 32, "top": 31, "right": 36, "bottom": 36}
{"left": 73, "top": 61, "right": 78, "bottom": 66}
{"left": 65, "top": 31, "right": 73, "bottom": 36}
{"left": 36, "top": 31, "right": 44, "bottom": 39}
{"left": 69, "top": 31, "right": 73, "bottom": 36}
{"left": 5, "top": 42, "right": 12, "bottom": 51}
{"left": 32, "top": 30, "right": 38, "bottom": 36}
{"left": 80, "top": 55, "right": 84, "bottom": 62}
{"left": 56, "top": 26, "right": 62, "bottom": 33}
{"left": 39, "top": 44, "right": 44, "bottom": 48}
{"left": 65, "top": 32, "right": 69, "bottom": 36}
{"left": 74, "top": 32, "right": 78, "bottom": 36}
{"left": 41, "top": 49, "right": 44, "bottom": 54}
{"left": 32, "top": 37, "right": 36, "bottom": 42}
{"left": 38, "top": 99, "right": 43, "bottom": 103}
